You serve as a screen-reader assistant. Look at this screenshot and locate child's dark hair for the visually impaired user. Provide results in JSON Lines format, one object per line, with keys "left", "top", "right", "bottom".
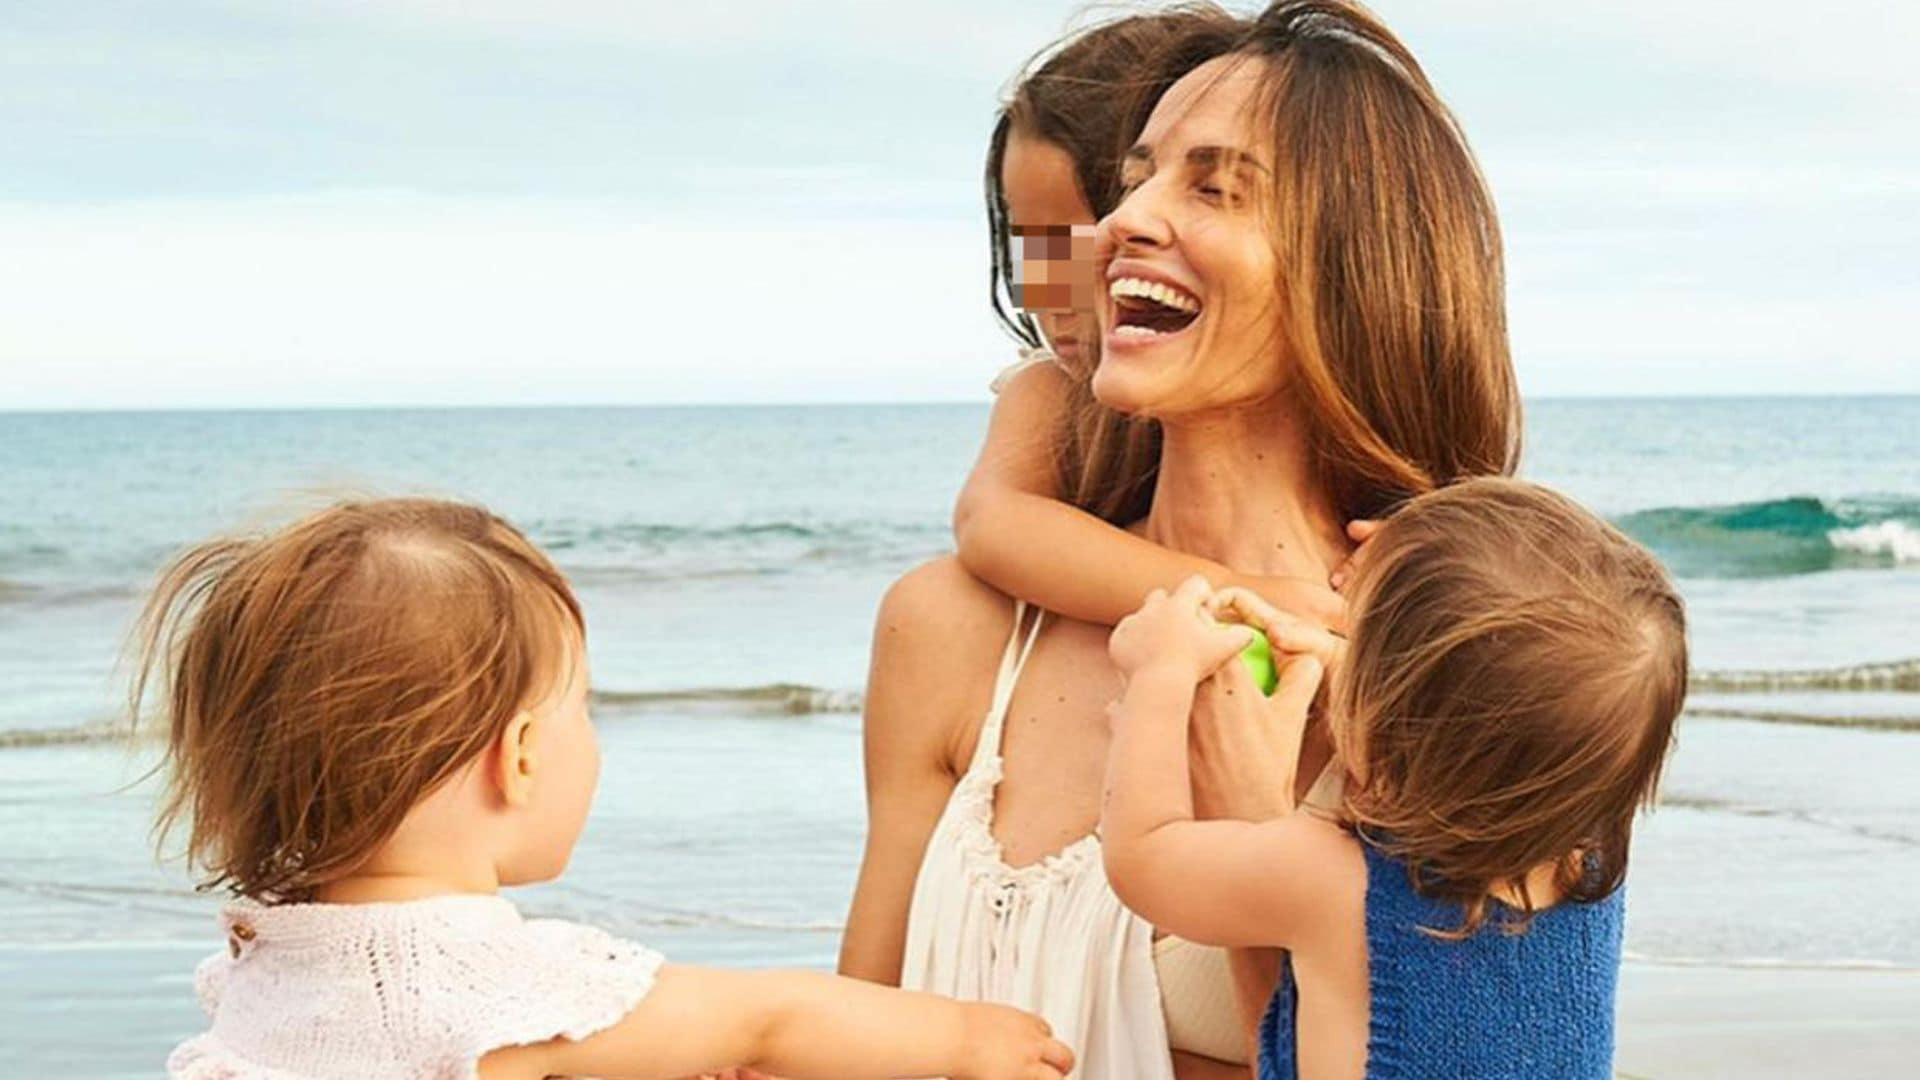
{"left": 1335, "top": 478, "right": 1688, "bottom": 937}
{"left": 985, "top": 4, "right": 1244, "bottom": 352}
{"left": 132, "top": 498, "right": 583, "bottom": 903}
{"left": 984, "top": 5, "right": 1246, "bottom": 523}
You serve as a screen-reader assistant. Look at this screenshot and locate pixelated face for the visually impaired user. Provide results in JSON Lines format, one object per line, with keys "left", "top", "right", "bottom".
{"left": 1011, "top": 223, "right": 1099, "bottom": 320}
{"left": 1093, "top": 55, "right": 1288, "bottom": 418}
{"left": 1001, "top": 131, "right": 1100, "bottom": 368}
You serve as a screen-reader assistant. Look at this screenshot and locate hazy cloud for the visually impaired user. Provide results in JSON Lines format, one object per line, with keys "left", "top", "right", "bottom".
{"left": 2, "top": 0, "right": 1914, "bottom": 407}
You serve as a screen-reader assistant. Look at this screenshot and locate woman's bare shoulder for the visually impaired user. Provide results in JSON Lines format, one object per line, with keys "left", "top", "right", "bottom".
{"left": 879, "top": 555, "right": 1013, "bottom": 637}
{"left": 869, "top": 556, "right": 1019, "bottom": 766}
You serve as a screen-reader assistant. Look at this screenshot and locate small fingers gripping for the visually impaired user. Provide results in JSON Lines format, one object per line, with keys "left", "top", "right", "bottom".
{"left": 1211, "top": 586, "right": 1347, "bottom": 673}
{"left": 1268, "top": 653, "right": 1325, "bottom": 722}
{"left": 1171, "top": 572, "right": 1213, "bottom": 607}
{"left": 1110, "top": 575, "right": 1251, "bottom": 683}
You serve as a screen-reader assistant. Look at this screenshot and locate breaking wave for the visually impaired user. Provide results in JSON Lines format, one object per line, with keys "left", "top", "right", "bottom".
{"left": 1616, "top": 495, "right": 1920, "bottom": 578}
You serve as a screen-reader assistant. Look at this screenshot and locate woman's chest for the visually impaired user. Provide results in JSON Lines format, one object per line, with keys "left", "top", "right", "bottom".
{"left": 986, "top": 619, "right": 1126, "bottom": 868}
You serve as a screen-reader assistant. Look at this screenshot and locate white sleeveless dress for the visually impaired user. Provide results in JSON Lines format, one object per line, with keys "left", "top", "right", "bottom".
{"left": 900, "top": 601, "right": 1179, "bottom": 1079}
{"left": 919, "top": 357, "right": 1347, "bottom": 1071}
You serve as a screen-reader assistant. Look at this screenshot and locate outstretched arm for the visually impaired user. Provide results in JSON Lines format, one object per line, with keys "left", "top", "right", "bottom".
{"left": 954, "top": 362, "right": 1345, "bottom": 629}
{"left": 489, "top": 964, "right": 1072, "bottom": 1080}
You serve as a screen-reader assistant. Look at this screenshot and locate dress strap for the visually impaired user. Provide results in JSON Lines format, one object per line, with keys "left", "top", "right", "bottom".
{"left": 966, "top": 599, "right": 1047, "bottom": 774}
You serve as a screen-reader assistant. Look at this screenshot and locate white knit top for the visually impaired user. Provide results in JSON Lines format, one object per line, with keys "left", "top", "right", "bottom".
{"left": 168, "top": 894, "right": 663, "bottom": 1079}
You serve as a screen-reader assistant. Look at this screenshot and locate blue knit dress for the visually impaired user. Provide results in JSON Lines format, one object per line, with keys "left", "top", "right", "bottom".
{"left": 1258, "top": 842, "right": 1623, "bottom": 1079}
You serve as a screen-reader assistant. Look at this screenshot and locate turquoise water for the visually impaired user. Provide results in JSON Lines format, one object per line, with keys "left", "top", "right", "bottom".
{"left": 1, "top": 398, "right": 1917, "bottom": 1074}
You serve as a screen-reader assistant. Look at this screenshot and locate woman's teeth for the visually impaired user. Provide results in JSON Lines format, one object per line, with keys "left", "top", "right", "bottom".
{"left": 1108, "top": 276, "right": 1200, "bottom": 313}
{"left": 1108, "top": 276, "right": 1202, "bottom": 339}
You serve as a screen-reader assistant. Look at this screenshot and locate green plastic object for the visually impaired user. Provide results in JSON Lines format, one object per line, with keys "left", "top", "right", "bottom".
{"left": 1239, "top": 627, "right": 1278, "bottom": 696}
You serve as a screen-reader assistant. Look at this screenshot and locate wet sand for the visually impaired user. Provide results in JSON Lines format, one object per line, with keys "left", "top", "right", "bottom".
{"left": 1616, "top": 961, "right": 1920, "bottom": 1078}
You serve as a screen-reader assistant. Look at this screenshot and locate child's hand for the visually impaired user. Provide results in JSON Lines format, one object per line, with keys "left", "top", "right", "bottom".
{"left": 1109, "top": 575, "right": 1255, "bottom": 687}
{"left": 1210, "top": 586, "right": 1348, "bottom": 678}
{"left": 1237, "top": 572, "right": 1347, "bottom": 634}
{"left": 1328, "top": 518, "right": 1384, "bottom": 592}
{"left": 956, "top": 1002, "right": 1075, "bottom": 1079}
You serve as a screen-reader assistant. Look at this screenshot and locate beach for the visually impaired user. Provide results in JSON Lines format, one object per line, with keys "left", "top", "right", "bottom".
{"left": 5, "top": 711, "right": 1916, "bottom": 1077}
{"left": 1616, "top": 963, "right": 1920, "bottom": 1078}
{"left": 3, "top": 398, "right": 1917, "bottom": 1075}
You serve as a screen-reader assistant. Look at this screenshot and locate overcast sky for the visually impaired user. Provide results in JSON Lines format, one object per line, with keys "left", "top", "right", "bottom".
{"left": 3, "top": 0, "right": 1916, "bottom": 409}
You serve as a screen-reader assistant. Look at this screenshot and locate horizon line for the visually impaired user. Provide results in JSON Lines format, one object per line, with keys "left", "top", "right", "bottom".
{"left": 4, "top": 390, "right": 1919, "bottom": 417}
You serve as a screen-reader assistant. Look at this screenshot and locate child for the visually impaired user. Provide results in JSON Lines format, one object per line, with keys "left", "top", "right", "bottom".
{"left": 136, "top": 498, "right": 1073, "bottom": 1080}
{"left": 955, "top": 2, "right": 1360, "bottom": 634}
{"left": 1100, "top": 478, "right": 1688, "bottom": 1079}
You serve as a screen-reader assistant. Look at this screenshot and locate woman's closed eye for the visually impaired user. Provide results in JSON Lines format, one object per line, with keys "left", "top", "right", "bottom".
{"left": 1192, "top": 168, "right": 1252, "bottom": 208}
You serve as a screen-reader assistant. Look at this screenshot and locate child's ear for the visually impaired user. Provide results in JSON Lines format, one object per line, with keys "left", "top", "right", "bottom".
{"left": 491, "top": 711, "right": 539, "bottom": 809}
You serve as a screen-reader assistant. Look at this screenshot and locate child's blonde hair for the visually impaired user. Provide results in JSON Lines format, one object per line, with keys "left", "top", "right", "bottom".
{"left": 1334, "top": 478, "right": 1687, "bottom": 936}
{"left": 132, "top": 498, "right": 583, "bottom": 903}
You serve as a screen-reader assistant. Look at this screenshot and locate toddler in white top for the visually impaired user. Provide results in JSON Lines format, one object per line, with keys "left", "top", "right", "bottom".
{"left": 137, "top": 497, "right": 1073, "bottom": 1080}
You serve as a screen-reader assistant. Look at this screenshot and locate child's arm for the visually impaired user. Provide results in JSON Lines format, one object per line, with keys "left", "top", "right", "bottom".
{"left": 490, "top": 964, "right": 1073, "bottom": 1080}
{"left": 1100, "top": 578, "right": 1361, "bottom": 950}
{"left": 954, "top": 362, "right": 1346, "bottom": 629}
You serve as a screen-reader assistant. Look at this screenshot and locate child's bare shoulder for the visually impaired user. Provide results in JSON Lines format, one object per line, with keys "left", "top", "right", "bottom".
{"left": 995, "top": 352, "right": 1073, "bottom": 397}
{"left": 1286, "top": 813, "right": 1368, "bottom": 911}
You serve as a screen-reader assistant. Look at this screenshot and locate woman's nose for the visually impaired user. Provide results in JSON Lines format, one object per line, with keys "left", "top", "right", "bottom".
{"left": 1098, "top": 181, "right": 1174, "bottom": 255}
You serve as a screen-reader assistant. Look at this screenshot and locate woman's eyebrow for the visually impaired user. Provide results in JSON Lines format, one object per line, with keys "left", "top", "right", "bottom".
{"left": 1185, "top": 145, "right": 1270, "bottom": 175}
{"left": 1123, "top": 143, "right": 1271, "bottom": 175}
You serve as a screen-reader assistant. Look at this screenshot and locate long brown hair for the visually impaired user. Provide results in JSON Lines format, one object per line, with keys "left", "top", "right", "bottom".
{"left": 1334, "top": 478, "right": 1688, "bottom": 937}
{"left": 131, "top": 498, "right": 583, "bottom": 902}
{"left": 1245, "top": 1, "right": 1521, "bottom": 521}
{"left": 986, "top": 4, "right": 1246, "bottom": 522}
{"left": 1082, "top": 0, "right": 1522, "bottom": 523}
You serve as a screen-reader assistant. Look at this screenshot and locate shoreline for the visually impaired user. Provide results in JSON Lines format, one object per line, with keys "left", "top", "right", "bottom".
{"left": 1616, "top": 960, "right": 1920, "bottom": 1078}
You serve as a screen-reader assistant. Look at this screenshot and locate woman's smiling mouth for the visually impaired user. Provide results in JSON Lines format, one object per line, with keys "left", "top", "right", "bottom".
{"left": 1107, "top": 275, "right": 1202, "bottom": 345}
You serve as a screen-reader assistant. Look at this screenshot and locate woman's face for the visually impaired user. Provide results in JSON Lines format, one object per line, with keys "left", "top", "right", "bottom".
{"left": 1001, "top": 130, "right": 1099, "bottom": 369}
{"left": 1093, "top": 55, "right": 1286, "bottom": 418}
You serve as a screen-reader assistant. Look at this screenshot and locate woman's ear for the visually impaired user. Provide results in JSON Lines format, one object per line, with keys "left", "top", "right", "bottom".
{"left": 491, "top": 711, "right": 538, "bottom": 809}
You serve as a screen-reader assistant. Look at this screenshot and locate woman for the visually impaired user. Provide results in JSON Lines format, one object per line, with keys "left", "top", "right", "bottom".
{"left": 840, "top": 4, "right": 1520, "bottom": 1078}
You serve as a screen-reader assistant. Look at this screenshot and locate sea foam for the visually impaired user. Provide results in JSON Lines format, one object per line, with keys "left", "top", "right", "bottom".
{"left": 1829, "top": 520, "right": 1920, "bottom": 563}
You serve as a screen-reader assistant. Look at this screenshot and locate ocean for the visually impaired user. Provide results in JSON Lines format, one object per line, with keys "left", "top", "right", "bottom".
{"left": 2, "top": 398, "right": 1917, "bottom": 1075}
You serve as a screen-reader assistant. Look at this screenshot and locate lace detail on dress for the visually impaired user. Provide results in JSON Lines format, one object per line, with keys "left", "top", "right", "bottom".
{"left": 167, "top": 895, "right": 664, "bottom": 1079}
{"left": 947, "top": 755, "right": 1102, "bottom": 892}
{"left": 900, "top": 598, "right": 1184, "bottom": 1079}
